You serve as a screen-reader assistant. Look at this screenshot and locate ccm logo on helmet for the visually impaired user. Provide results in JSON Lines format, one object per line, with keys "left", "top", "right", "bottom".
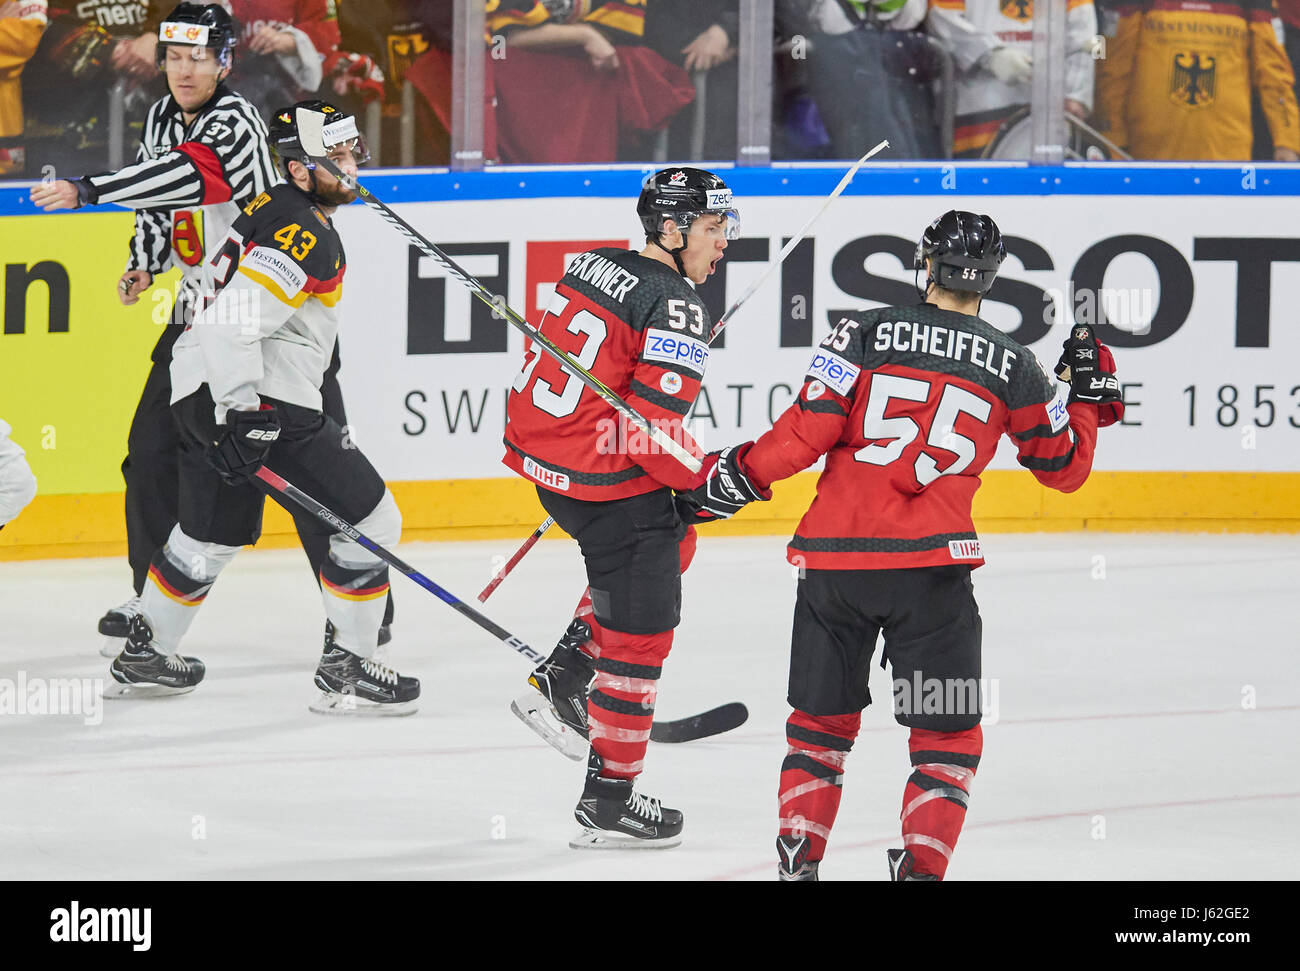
{"left": 643, "top": 330, "right": 709, "bottom": 376}
{"left": 806, "top": 352, "right": 860, "bottom": 396}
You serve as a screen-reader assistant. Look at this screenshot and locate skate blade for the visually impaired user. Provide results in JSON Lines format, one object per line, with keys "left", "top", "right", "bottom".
{"left": 308, "top": 692, "right": 418, "bottom": 717}
{"left": 100, "top": 636, "right": 125, "bottom": 658}
{"left": 568, "top": 828, "right": 682, "bottom": 851}
{"left": 103, "top": 679, "right": 196, "bottom": 699}
{"left": 510, "top": 691, "right": 587, "bottom": 761}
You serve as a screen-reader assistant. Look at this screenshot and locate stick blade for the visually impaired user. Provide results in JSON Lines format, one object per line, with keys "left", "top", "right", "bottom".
{"left": 295, "top": 105, "right": 327, "bottom": 157}
{"left": 650, "top": 702, "right": 748, "bottom": 743}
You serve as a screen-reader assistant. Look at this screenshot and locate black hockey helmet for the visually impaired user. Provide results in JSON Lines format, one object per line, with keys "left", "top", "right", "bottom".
{"left": 914, "top": 210, "right": 1005, "bottom": 295}
{"left": 155, "top": 3, "right": 237, "bottom": 71}
{"left": 638, "top": 167, "right": 740, "bottom": 241}
{"left": 637, "top": 167, "right": 738, "bottom": 276}
{"left": 268, "top": 100, "right": 371, "bottom": 177}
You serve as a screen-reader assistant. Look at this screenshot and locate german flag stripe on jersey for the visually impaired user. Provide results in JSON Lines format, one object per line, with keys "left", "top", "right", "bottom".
{"left": 321, "top": 575, "right": 390, "bottom": 602}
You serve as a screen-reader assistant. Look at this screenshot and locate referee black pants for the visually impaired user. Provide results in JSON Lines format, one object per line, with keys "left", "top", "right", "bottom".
{"left": 119, "top": 330, "right": 394, "bottom": 624}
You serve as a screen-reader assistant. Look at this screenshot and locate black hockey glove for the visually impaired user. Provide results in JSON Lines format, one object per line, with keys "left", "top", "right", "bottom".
{"left": 675, "top": 443, "right": 772, "bottom": 524}
{"left": 208, "top": 406, "right": 281, "bottom": 484}
{"left": 1055, "top": 323, "right": 1121, "bottom": 405}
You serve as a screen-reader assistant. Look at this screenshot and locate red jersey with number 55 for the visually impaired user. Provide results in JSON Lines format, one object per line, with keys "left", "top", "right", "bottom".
{"left": 503, "top": 248, "right": 711, "bottom": 500}
{"left": 743, "top": 303, "right": 1100, "bottom": 569}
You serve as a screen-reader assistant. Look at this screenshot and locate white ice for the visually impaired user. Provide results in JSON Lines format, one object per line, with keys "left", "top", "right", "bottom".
{"left": 1, "top": 532, "right": 1297, "bottom": 880}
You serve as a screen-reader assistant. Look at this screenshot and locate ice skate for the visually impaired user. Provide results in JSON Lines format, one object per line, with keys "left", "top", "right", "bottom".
{"left": 106, "top": 614, "right": 206, "bottom": 697}
{"left": 887, "top": 848, "right": 938, "bottom": 881}
{"left": 98, "top": 594, "right": 143, "bottom": 657}
{"left": 310, "top": 627, "right": 419, "bottom": 716}
{"left": 570, "top": 751, "right": 683, "bottom": 849}
{"left": 777, "top": 835, "right": 819, "bottom": 881}
{"left": 511, "top": 617, "right": 595, "bottom": 761}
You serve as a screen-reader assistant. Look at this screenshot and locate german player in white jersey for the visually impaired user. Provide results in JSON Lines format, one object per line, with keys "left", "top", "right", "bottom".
{"left": 101, "top": 100, "right": 419, "bottom": 714}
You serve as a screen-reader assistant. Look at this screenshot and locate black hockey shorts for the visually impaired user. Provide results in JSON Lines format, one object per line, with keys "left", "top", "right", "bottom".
{"left": 789, "top": 566, "right": 983, "bottom": 733}
{"left": 172, "top": 385, "right": 386, "bottom": 549}
{"left": 536, "top": 486, "right": 686, "bottom": 636}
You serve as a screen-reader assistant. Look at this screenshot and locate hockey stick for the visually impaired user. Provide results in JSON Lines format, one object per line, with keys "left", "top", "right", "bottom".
{"left": 482, "top": 141, "right": 891, "bottom": 594}
{"left": 478, "top": 516, "right": 554, "bottom": 602}
{"left": 253, "top": 466, "right": 743, "bottom": 748}
{"left": 294, "top": 108, "right": 700, "bottom": 475}
{"left": 708, "top": 138, "right": 888, "bottom": 344}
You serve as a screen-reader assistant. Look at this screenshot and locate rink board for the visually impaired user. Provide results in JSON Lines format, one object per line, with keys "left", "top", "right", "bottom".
{"left": 1, "top": 164, "right": 1298, "bottom": 559}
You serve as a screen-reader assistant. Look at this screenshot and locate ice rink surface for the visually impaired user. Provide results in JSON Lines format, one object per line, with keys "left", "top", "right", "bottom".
{"left": 2, "top": 532, "right": 1297, "bottom": 881}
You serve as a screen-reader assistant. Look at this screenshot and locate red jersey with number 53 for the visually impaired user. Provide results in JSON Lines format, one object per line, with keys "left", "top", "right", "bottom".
{"left": 503, "top": 248, "right": 711, "bottom": 500}
{"left": 743, "top": 303, "right": 1101, "bottom": 569}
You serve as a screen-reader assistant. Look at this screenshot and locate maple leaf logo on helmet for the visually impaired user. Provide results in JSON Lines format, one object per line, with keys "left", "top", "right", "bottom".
{"left": 667, "top": 170, "right": 688, "bottom": 187}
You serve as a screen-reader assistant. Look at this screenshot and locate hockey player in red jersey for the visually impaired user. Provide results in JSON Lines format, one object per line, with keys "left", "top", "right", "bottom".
{"left": 502, "top": 167, "right": 740, "bottom": 847}
{"left": 676, "top": 210, "right": 1124, "bottom": 879}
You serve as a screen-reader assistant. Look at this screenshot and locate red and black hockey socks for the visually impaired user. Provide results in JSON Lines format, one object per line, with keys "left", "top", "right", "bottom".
{"left": 320, "top": 557, "right": 390, "bottom": 655}
{"left": 900, "top": 725, "right": 982, "bottom": 879}
{"left": 778, "top": 710, "right": 861, "bottom": 861}
{"left": 586, "top": 630, "right": 671, "bottom": 779}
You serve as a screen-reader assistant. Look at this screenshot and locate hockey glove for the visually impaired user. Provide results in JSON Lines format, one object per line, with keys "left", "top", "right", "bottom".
{"left": 1055, "top": 323, "right": 1124, "bottom": 426}
{"left": 208, "top": 406, "right": 281, "bottom": 484}
{"left": 674, "top": 443, "right": 772, "bottom": 523}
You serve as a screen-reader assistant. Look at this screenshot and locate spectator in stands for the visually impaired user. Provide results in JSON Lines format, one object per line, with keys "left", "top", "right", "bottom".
{"left": 20, "top": 1, "right": 152, "bottom": 176}
{"left": 487, "top": 0, "right": 695, "bottom": 164}
{"left": 927, "top": 0, "right": 1096, "bottom": 158}
{"left": 0, "top": 1, "right": 48, "bottom": 176}
{"left": 1282, "top": 0, "right": 1300, "bottom": 111}
{"left": 1094, "top": 0, "right": 1299, "bottom": 160}
{"left": 643, "top": 0, "right": 739, "bottom": 160}
{"left": 777, "top": 0, "right": 942, "bottom": 160}
{"left": 334, "top": 0, "right": 447, "bottom": 165}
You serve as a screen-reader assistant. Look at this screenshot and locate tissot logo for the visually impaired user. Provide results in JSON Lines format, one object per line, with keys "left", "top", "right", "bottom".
{"left": 49, "top": 902, "right": 151, "bottom": 951}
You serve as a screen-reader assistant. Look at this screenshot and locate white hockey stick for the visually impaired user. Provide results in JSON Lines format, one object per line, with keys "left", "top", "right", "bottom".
{"left": 707, "top": 138, "right": 889, "bottom": 343}
{"left": 295, "top": 108, "right": 701, "bottom": 475}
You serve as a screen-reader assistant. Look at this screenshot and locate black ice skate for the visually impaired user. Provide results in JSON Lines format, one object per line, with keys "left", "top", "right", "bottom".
{"left": 106, "top": 615, "right": 206, "bottom": 697}
{"left": 777, "top": 835, "right": 819, "bottom": 881}
{"left": 887, "top": 848, "right": 938, "bottom": 881}
{"left": 510, "top": 617, "right": 596, "bottom": 762}
{"left": 310, "top": 632, "right": 419, "bottom": 716}
{"left": 98, "top": 595, "right": 143, "bottom": 656}
{"left": 570, "top": 751, "right": 683, "bottom": 850}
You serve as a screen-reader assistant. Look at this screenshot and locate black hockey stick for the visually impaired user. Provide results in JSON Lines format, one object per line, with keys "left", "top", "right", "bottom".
{"left": 253, "top": 466, "right": 742, "bottom": 744}
{"left": 294, "top": 108, "right": 700, "bottom": 475}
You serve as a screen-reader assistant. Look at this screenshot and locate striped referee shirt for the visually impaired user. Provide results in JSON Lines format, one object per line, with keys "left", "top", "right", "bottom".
{"left": 86, "top": 82, "right": 280, "bottom": 317}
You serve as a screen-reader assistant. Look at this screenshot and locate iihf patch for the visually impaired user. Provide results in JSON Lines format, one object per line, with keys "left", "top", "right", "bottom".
{"left": 948, "top": 539, "right": 982, "bottom": 560}
{"left": 805, "top": 380, "right": 825, "bottom": 401}
{"left": 805, "top": 351, "right": 859, "bottom": 396}
{"left": 660, "top": 372, "right": 683, "bottom": 395}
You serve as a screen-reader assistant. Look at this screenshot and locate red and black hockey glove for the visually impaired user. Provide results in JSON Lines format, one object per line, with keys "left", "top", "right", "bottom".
{"left": 674, "top": 442, "right": 772, "bottom": 523}
{"left": 1055, "top": 323, "right": 1124, "bottom": 427}
{"left": 208, "top": 406, "right": 280, "bottom": 484}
